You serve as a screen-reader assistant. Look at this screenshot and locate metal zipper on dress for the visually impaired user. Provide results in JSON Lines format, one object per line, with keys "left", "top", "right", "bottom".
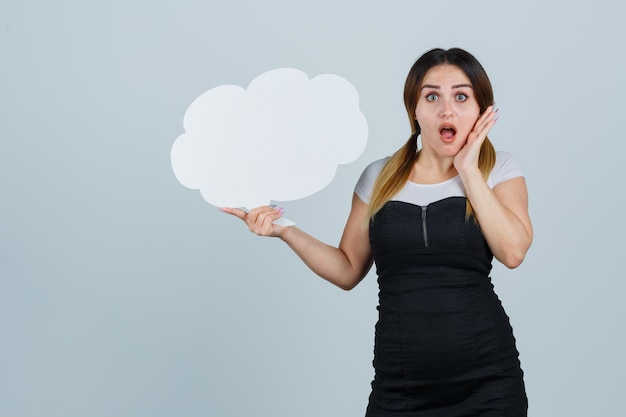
{"left": 421, "top": 205, "right": 429, "bottom": 247}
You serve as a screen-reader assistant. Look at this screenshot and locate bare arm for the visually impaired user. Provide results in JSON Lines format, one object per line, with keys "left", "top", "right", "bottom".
{"left": 220, "top": 193, "right": 373, "bottom": 290}
{"left": 454, "top": 106, "right": 533, "bottom": 268}
{"left": 458, "top": 172, "right": 533, "bottom": 268}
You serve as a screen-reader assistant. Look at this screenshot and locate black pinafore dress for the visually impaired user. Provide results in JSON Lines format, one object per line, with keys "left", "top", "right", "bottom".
{"left": 365, "top": 197, "right": 527, "bottom": 416}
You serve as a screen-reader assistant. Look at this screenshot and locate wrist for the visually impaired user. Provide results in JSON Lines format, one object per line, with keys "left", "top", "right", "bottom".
{"left": 457, "top": 165, "right": 481, "bottom": 180}
{"left": 277, "top": 224, "right": 295, "bottom": 241}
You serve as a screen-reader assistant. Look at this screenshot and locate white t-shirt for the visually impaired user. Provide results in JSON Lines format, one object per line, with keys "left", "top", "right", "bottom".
{"left": 354, "top": 151, "right": 524, "bottom": 206}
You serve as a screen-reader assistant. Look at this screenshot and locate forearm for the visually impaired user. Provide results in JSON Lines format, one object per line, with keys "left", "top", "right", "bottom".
{"left": 460, "top": 169, "right": 533, "bottom": 268}
{"left": 221, "top": 195, "right": 373, "bottom": 288}
{"left": 279, "top": 226, "right": 371, "bottom": 290}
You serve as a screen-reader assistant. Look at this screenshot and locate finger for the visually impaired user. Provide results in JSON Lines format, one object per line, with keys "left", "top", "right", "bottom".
{"left": 476, "top": 117, "right": 497, "bottom": 138}
{"left": 247, "top": 205, "right": 279, "bottom": 225}
{"left": 219, "top": 207, "right": 248, "bottom": 221}
{"left": 261, "top": 208, "right": 284, "bottom": 229}
{"left": 472, "top": 107, "right": 498, "bottom": 140}
{"left": 246, "top": 204, "right": 280, "bottom": 222}
{"left": 475, "top": 106, "right": 497, "bottom": 129}
{"left": 254, "top": 207, "right": 285, "bottom": 235}
{"left": 255, "top": 206, "right": 283, "bottom": 223}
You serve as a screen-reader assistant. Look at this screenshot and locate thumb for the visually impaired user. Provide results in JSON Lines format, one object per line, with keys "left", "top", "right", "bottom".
{"left": 219, "top": 207, "right": 248, "bottom": 221}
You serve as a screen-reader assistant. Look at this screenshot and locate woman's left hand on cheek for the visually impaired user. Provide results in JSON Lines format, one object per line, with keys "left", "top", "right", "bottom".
{"left": 454, "top": 105, "right": 498, "bottom": 173}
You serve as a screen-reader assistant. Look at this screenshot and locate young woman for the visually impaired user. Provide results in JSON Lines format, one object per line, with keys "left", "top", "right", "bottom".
{"left": 221, "top": 48, "right": 533, "bottom": 416}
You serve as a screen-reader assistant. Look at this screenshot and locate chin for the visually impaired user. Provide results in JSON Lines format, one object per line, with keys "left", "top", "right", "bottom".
{"left": 438, "top": 143, "right": 462, "bottom": 157}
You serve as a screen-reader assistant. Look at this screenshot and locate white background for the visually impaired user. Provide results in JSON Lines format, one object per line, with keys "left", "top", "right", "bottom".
{"left": 1, "top": 1, "right": 624, "bottom": 416}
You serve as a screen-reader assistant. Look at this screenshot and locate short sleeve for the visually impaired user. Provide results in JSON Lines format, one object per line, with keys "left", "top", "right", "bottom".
{"left": 354, "top": 158, "right": 389, "bottom": 204}
{"left": 487, "top": 151, "right": 524, "bottom": 188}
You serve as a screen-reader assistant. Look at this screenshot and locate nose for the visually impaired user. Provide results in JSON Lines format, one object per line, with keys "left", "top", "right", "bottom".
{"left": 440, "top": 98, "right": 453, "bottom": 117}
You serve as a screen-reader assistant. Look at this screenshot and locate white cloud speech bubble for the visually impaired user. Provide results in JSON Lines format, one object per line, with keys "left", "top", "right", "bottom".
{"left": 171, "top": 68, "right": 368, "bottom": 221}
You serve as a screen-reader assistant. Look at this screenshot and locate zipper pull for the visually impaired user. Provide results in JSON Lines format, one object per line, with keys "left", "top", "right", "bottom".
{"left": 421, "top": 205, "right": 429, "bottom": 247}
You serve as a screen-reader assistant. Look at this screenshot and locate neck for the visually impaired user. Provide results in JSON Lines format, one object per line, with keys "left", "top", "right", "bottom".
{"left": 416, "top": 149, "right": 455, "bottom": 172}
{"left": 409, "top": 150, "right": 457, "bottom": 184}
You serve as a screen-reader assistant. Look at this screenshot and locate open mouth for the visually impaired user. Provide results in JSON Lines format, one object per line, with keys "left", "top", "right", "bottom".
{"left": 440, "top": 126, "right": 456, "bottom": 141}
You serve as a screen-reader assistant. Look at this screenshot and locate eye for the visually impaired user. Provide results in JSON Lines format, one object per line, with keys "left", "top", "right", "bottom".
{"left": 456, "top": 93, "right": 468, "bottom": 102}
{"left": 426, "top": 93, "right": 438, "bottom": 102}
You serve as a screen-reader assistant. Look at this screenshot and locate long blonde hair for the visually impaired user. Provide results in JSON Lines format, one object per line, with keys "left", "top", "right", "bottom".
{"left": 367, "top": 48, "right": 496, "bottom": 221}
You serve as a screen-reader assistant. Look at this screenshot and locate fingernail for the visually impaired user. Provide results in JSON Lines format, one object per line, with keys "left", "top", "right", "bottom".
{"left": 218, "top": 207, "right": 226, "bottom": 212}
{"left": 274, "top": 207, "right": 284, "bottom": 214}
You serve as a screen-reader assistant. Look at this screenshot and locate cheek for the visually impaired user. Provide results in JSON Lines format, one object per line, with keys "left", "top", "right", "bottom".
{"left": 468, "top": 104, "right": 480, "bottom": 120}
{"left": 456, "top": 118, "right": 477, "bottom": 136}
{"left": 414, "top": 104, "right": 424, "bottom": 120}
{"left": 414, "top": 105, "right": 433, "bottom": 124}
{"left": 462, "top": 109, "right": 480, "bottom": 128}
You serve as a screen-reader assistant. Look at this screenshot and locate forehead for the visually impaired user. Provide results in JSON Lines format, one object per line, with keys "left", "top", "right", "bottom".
{"left": 421, "top": 64, "right": 471, "bottom": 87}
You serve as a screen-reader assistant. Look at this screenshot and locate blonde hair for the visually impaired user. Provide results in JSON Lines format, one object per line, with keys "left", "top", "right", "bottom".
{"left": 366, "top": 48, "right": 497, "bottom": 222}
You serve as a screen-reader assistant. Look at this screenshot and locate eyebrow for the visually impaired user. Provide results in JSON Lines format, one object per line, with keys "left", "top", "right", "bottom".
{"left": 421, "top": 83, "right": 473, "bottom": 90}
